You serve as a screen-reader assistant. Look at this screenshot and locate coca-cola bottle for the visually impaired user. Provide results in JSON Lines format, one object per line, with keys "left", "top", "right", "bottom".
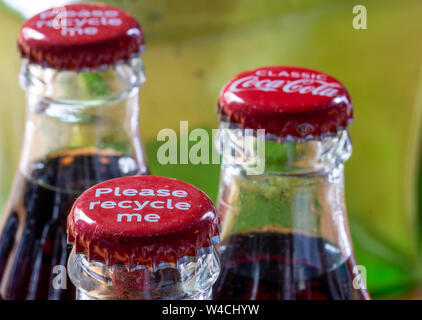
{"left": 67, "top": 175, "right": 220, "bottom": 300}
{"left": 0, "top": 3, "right": 148, "bottom": 300}
{"left": 212, "top": 66, "right": 371, "bottom": 300}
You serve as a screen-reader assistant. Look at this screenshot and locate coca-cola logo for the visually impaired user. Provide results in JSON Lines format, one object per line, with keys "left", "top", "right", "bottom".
{"left": 296, "top": 123, "right": 315, "bottom": 136}
{"left": 229, "top": 76, "right": 342, "bottom": 98}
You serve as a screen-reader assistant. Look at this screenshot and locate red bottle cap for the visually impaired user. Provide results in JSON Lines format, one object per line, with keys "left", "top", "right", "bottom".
{"left": 18, "top": 3, "right": 145, "bottom": 70}
{"left": 218, "top": 66, "right": 353, "bottom": 141}
{"left": 67, "top": 176, "right": 219, "bottom": 270}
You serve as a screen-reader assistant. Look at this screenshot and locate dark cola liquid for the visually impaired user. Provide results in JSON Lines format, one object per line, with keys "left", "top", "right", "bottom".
{"left": 213, "top": 232, "right": 370, "bottom": 300}
{"left": 0, "top": 149, "right": 142, "bottom": 300}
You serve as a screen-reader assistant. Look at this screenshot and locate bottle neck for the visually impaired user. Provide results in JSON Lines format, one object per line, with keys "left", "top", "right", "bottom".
{"left": 214, "top": 124, "right": 370, "bottom": 300}
{"left": 218, "top": 121, "right": 352, "bottom": 175}
{"left": 217, "top": 124, "right": 353, "bottom": 259}
{"left": 18, "top": 57, "right": 148, "bottom": 191}
{"left": 68, "top": 246, "right": 220, "bottom": 300}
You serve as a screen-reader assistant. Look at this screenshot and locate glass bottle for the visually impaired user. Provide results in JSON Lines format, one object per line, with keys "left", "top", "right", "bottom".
{"left": 67, "top": 175, "right": 220, "bottom": 300}
{"left": 0, "top": 3, "right": 148, "bottom": 300}
{"left": 212, "top": 66, "right": 371, "bottom": 300}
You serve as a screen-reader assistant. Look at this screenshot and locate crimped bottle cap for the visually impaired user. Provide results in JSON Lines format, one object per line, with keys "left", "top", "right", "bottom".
{"left": 218, "top": 66, "right": 353, "bottom": 140}
{"left": 67, "top": 176, "right": 219, "bottom": 270}
{"left": 18, "top": 3, "right": 145, "bottom": 70}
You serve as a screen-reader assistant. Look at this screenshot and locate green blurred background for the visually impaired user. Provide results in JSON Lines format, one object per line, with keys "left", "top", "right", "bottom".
{"left": 0, "top": 0, "right": 421, "bottom": 298}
